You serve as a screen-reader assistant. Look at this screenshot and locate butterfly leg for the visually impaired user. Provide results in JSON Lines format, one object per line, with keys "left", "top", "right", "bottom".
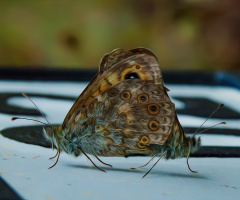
{"left": 142, "top": 151, "right": 167, "bottom": 178}
{"left": 95, "top": 156, "right": 112, "bottom": 167}
{"left": 51, "top": 141, "right": 54, "bottom": 150}
{"left": 49, "top": 139, "right": 59, "bottom": 159}
{"left": 77, "top": 146, "right": 106, "bottom": 172}
{"left": 186, "top": 141, "right": 198, "bottom": 173}
{"left": 49, "top": 151, "right": 58, "bottom": 159}
{"left": 130, "top": 154, "right": 157, "bottom": 170}
{"left": 187, "top": 152, "right": 198, "bottom": 173}
{"left": 48, "top": 148, "right": 60, "bottom": 169}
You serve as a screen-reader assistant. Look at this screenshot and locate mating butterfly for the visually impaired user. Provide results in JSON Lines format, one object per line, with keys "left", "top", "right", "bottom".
{"left": 17, "top": 48, "right": 202, "bottom": 177}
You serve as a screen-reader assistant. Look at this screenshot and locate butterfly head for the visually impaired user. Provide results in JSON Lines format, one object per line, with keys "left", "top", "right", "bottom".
{"left": 43, "top": 125, "right": 63, "bottom": 145}
{"left": 43, "top": 126, "right": 80, "bottom": 156}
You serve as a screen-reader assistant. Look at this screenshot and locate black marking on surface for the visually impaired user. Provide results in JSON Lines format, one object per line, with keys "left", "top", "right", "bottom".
{"left": 1, "top": 125, "right": 52, "bottom": 148}
{"left": 184, "top": 127, "right": 240, "bottom": 136}
{"left": 0, "top": 68, "right": 97, "bottom": 82}
{"left": 175, "top": 97, "right": 240, "bottom": 119}
{"left": 0, "top": 177, "right": 23, "bottom": 200}
{"left": 192, "top": 146, "right": 240, "bottom": 157}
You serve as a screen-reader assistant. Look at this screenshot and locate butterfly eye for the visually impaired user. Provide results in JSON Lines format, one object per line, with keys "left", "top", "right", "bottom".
{"left": 108, "top": 88, "right": 118, "bottom": 97}
{"left": 124, "top": 73, "right": 140, "bottom": 79}
{"left": 121, "top": 91, "right": 131, "bottom": 100}
{"left": 137, "top": 141, "right": 145, "bottom": 149}
{"left": 149, "top": 120, "right": 159, "bottom": 131}
{"left": 141, "top": 136, "right": 149, "bottom": 144}
{"left": 148, "top": 104, "right": 159, "bottom": 114}
{"left": 138, "top": 94, "right": 148, "bottom": 103}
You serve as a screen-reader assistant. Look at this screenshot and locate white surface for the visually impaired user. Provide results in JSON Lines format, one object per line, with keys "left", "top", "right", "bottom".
{"left": 0, "top": 135, "right": 240, "bottom": 200}
{"left": 1, "top": 80, "right": 240, "bottom": 199}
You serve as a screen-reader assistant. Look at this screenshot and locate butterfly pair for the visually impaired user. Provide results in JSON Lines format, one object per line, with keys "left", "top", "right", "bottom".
{"left": 15, "top": 48, "right": 223, "bottom": 178}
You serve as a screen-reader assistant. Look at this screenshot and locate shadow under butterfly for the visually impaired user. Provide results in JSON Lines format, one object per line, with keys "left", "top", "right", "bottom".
{"left": 12, "top": 48, "right": 225, "bottom": 178}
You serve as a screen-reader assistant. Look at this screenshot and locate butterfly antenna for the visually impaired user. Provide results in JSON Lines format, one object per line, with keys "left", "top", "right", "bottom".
{"left": 11, "top": 117, "right": 50, "bottom": 127}
{"left": 22, "top": 93, "right": 52, "bottom": 127}
{"left": 195, "top": 122, "right": 226, "bottom": 135}
{"left": 142, "top": 151, "right": 167, "bottom": 178}
{"left": 194, "top": 104, "right": 224, "bottom": 135}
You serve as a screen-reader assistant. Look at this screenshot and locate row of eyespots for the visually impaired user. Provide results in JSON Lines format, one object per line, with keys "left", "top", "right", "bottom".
{"left": 108, "top": 88, "right": 160, "bottom": 113}
{"left": 138, "top": 120, "right": 159, "bottom": 148}
{"left": 108, "top": 88, "right": 132, "bottom": 100}
{"left": 107, "top": 88, "right": 160, "bottom": 149}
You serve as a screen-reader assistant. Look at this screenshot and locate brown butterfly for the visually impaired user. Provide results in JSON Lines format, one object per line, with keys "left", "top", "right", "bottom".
{"left": 14, "top": 48, "right": 204, "bottom": 178}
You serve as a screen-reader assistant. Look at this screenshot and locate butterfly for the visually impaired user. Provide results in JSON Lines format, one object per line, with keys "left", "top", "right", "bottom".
{"left": 14, "top": 48, "right": 206, "bottom": 178}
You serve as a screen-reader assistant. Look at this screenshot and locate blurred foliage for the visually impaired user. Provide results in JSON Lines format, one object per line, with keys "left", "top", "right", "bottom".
{"left": 0, "top": 0, "right": 239, "bottom": 70}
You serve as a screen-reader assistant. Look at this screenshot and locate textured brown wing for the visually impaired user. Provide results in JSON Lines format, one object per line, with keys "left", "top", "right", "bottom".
{"left": 75, "top": 78, "right": 176, "bottom": 156}
{"left": 102, "top": 79, "right": 174, "bottom": 155}
{"left": 62, "top": 48, "right": 163, "bottom": 130}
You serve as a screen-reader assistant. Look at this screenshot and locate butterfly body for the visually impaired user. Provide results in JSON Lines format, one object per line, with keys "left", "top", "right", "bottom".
{"left": 43, "top": 48, "right": 200, "bottom": 166}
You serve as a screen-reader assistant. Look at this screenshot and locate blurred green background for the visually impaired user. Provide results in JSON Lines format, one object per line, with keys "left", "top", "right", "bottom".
{"left": 0, "top": 0, "right": 239, "bottom": 70}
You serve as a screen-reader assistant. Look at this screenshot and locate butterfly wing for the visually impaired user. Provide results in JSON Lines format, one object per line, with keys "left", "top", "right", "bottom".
{"left": 61, "top": 48, "right": 177, "bottom": 156}
{"left": 62, "top": 48, "right": 163, "bottom": 129}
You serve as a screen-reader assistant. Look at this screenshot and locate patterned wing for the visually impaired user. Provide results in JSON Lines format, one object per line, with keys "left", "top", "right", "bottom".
{"left": 61, "top": 48, "right": 177, "bottom": 156}
{"left": 78, "top": 78, "right": 176, "bottom": 156}
{"left": 62, "top": 48, "right": 164, "bottom": 130}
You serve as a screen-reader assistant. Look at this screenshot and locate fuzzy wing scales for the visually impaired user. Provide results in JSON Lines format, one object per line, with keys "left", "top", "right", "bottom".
{"left": 77, "top": 79, "right": 175, "bottom": 157}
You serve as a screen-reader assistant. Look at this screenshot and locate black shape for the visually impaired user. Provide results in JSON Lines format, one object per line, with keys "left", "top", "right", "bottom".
{"left": 192, "top": 146, "right": 240, "bottom": 157}
{"left": 0, "top": 177, "right": 23, "bottom": 200}
{"left": 140, "top": 96, "right": 146, "bottom": 101}
{"left": 174, "top": 97, "right": 240, "bottom": 119}
{"left": 0, "top": 67, "right": 97, "bottom": 82}
{"left": 125, "top": 147, "right": 240, "bottom": 158}
{"left": 0, "top": 93, "right": 75, "bottom": 116}
{"left": 163, "top": 71, "right": 240, "bottom": 87}
{"left": 125, "top": 73, "right": 140, "bottom": 79}
{"left": 149, "top": 105, "right": 157, "bottom": 112}
{"left": 184, "top": 127, "right": 240, "bottom": 136}
{"left": 1, "top": 126, "right": 52, "bottom": 148}
{"left": 151, "top": 122, "right": 157, "bottom": 128}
